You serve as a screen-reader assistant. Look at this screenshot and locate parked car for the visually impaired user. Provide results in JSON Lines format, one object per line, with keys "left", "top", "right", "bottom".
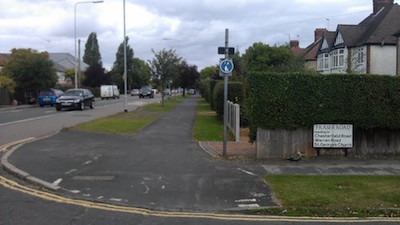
{"left": 188, "top": 88, "right": 196, "bottom": 95}
{"left": 130, "top": 89, "right": 140, "bottom": 96}
{"left": 139, "top": 86, "right": 154, "bottom": 98}
{"left": 37, "top": 88, "right": 63, "bottom": 107}
{"left": 163, "top": 88, "right": 171, "bottom": 96}
{"left": 55, "top": 88, "right": 94, "bottom": 111}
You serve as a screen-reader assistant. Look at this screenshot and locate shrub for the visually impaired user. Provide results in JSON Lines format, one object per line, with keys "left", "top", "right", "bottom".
{"left": 247, "top": 72, "right": 400, "bottom": 141}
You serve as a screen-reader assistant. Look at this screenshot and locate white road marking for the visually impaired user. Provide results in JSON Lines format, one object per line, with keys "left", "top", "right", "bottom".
{"left": 65, "top": 169, "right": 77, "bottom": 175}
{"left": 110, "top": 198, "right": 122, "bottom": 202}
{"left": 141, "top": 181, "right": 150, "bottom": 194}
{"left": 250, "top": 192, "right": 267, "bottom": 198}
{"left": 238, "top": 204, "right": 260, "bottom": 208}
{"left": 0, "top": 115, "right": 54, "bottom": 127}
{"left": 82, "top": 160, "right": 92, "bottom": 166}
{"left": 52, "top": 178, "right": 63, "bottom": 186}
{"left": 235, "top": 198, "right": 257, "bottom": 203}
{"left": 237, "top": 168, "right": 257, "bottom": 176}
{"left": 93, "top": 154, "right": 102, "bottom": 160}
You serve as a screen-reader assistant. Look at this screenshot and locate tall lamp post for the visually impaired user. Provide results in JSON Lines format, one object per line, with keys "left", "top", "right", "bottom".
{"left": 162, "top": 38, "right": 181, "bottom": 56}
{"left": 123, "top": 0, "right": 128, "bottom": 112}
{"left": 74, "top": 0, "right": 103, "bottom": 89}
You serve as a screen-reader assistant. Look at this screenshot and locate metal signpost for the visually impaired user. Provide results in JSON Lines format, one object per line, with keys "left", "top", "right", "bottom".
{"left": 218, "top": 29, "right": 234, "bottom": 157}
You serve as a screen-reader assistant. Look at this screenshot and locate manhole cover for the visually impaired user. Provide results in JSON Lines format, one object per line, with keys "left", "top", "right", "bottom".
{"left": 72, "top": 175, "right": 115, "bottom": 181}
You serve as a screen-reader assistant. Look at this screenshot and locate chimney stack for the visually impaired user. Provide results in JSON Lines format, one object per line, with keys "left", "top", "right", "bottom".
{"left": 290, "top": 40, "right": 299, "bottom": 48}
{"left": 314, "top": 28, "right": 327, "bottom": 42}
{"left": 373, "top": 0, "right": 394, "bottom": 14}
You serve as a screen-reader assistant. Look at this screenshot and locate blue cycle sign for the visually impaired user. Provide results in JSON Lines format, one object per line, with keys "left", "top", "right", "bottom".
{"left": 220, "top": 59, "right": 234, "bottom": 74}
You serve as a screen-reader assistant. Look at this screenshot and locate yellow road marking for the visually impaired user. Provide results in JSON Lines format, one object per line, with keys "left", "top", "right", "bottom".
{"left": 1, "top": 139, "right": 399, "bottom": 222}
{"left": 0, "top": 137, "right": 35, "bottom": 153}
{"left": 1, "top": 176, "right": 399, "bottom": 223}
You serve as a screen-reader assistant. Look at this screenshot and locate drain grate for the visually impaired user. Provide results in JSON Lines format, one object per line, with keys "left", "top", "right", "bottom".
{"left": 72, "top": 175, "right": 115, "bottom": 181}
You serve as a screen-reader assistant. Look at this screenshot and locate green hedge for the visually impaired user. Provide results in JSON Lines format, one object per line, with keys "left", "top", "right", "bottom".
{"left": 209, "top": 80, "right": 218, "bottom": 110}
{"left": 213, "top": 81, "right": 245, "bottom": 119}
{"left": 248, "top": 72, "right": 400, "bottom": 141}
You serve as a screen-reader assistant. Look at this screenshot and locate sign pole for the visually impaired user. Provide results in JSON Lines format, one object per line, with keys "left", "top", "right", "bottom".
{"left": 223, "top": 28, "right": 229, "bottom": 157}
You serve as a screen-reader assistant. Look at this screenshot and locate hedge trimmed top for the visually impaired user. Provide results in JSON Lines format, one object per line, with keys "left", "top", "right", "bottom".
{"left": 248, "top": 72, "right": 400, "bottom": 131}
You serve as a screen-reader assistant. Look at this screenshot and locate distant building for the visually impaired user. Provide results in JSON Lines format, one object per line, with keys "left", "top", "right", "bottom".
{"left": 0, "top": 52, "right": 88, "bottom": 86}
{"left": 290, "top": 28, "right": 333, "bottom": 71}
{"left": 291, "top": 0, "right": 400, "bottom": 75}
{"left": 48, "top": 53, "right": 89, "bottom": 86}
{"left": 316, "top": 0, "right": 400, "bottom": 75}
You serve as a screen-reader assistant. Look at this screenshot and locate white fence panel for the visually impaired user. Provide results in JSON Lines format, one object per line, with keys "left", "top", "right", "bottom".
{"left": 227, "top": 101, "right": 240, "bottom": 142}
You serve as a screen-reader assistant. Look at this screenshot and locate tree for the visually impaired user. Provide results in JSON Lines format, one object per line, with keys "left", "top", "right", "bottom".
{"left": 241, "top": 42, "right": 294, "bottom": 73}
{"left": 200, "top": 66, "right": 220, "bottom": 81}
{"left": 3, "top": 48, "right": 57, "bottom": 103}
{"left": 131, "top": 58, "right": 151, "bottom": 89}
{"left": 83, "top": 32, "right": 102, "bottom": 66}
{"left": 82, "top": 63, "right": 110, "bottom": 88}
{"left": 0, "top": 75, "right": 16, "bottom": 94}
{"left": 63, "top": 68, "right": 75, "bottom": 86}
{"left": 111, "top": 37, "right": 134, "bottom": 91}
{"left": 176, "top": 60, "right": 199, "bottom": 96}
{"left": 148, "top": 48, "right": 181, "bottom": 106}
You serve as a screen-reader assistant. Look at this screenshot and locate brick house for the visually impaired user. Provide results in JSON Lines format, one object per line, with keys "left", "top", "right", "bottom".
{"left": 290, "top": 28, "right": 333, "bottom": 71}
{"left": 316, "top": 0, "right": 400, "bottom": 75}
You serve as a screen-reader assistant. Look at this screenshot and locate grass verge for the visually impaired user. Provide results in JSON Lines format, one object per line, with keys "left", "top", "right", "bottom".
{"left": 258, "top": 175, "right": 400, "bottom": 217}
{"left": 193, "top": 99, "right": 234, "bottom": 141}
{"left": 65, "top": 97, "right": 400, "bottom": 218}
{"left": 69, "top": 96, "right": 184, "bottom": 134}
{"left": 140, "top": 96, "right": 184, "bottom": 112}
{"left": 69, "top": 112, "right": 159, "bottom": 135}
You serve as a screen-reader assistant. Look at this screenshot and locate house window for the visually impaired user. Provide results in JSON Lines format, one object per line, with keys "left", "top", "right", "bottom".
{"left": 339, "top": 49, "right": 345, "bottom": 66}
{"left": 318, "top": 54, "right": 323, "bottom": 70}
{"left": 318, "top": 53, "right": 330, "bottom": 70}
{"left": 331, "top": 49, "right": 345, "bottom": 68}
{"left": 323, "top": 53, "right": 329, "bottom": 69}
{"left": 357, "top": 48, "right": 365, "bottom": 63}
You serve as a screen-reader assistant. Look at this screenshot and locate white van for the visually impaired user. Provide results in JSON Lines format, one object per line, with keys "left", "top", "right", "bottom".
{"left": 101, "top": 85, "right": 120, "bottom": 100}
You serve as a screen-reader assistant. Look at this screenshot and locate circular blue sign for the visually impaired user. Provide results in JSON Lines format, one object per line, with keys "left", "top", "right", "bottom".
{"left": 220, "top": 59, "right": 234, "bottom": 73}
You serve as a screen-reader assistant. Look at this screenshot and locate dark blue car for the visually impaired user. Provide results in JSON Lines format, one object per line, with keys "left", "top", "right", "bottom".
{"left": 37, "top": 88, "right": 63, "bottom": 107}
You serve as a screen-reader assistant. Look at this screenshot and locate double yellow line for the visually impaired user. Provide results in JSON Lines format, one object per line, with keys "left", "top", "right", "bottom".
{"left": 0, "top": 138, "right": 36, "bottom": 153}
{"left": 1, "top": 140, "right": 399, "bottom": 223}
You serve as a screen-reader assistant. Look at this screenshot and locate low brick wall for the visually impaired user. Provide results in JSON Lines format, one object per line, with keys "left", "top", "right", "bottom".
{"left": 256, "top": 127, "right": 400, "bottom": 159}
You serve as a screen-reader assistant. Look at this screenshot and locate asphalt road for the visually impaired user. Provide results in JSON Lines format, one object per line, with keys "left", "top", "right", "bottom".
{"left": 6, "top": 96, "right": 275, "bottom": 212}
{"left": 1, "top": 95, "right": 400, "bottom": 224}
{"left": 0, "top": 95, "right": 160, "bottom": 146}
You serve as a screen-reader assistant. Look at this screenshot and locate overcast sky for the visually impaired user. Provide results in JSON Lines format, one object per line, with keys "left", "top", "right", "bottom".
{"left": 2, "top": 0, "right": 399, "bottom": 71}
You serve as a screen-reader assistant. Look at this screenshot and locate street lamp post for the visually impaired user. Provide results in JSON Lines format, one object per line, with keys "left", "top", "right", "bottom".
{"left": 162, "top": 38, "right": 181, "bottom": 56}
{"left": 74, "top": 0, "right": 103, "bottom": 89}
{"left": 123, "top": 0, "right": 128, "bottom": 112}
